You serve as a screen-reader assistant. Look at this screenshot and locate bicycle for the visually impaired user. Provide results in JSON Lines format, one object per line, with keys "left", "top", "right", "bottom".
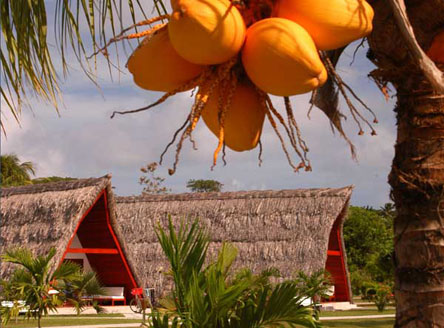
{"left": 130, "top": 288, "right": 154, "bottom": 314}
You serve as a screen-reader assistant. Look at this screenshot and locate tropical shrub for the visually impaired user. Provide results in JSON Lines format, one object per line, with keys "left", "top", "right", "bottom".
{"left": 58, "top": 270, "right": 106, "bottom": 314}
{"left": 149, "top": 217, "right": 320, "bottom": 327}
{"left": 1, "top": 248, "right": 80, "bottom": 327}
{"left": 373, "top": 285, "right": 393, "bottom": 312}
{"left": 293, "top": 269, "right": 333, "bottom": 319}
{"left": 1, "top": 248, "right": 105, "bottom": 327}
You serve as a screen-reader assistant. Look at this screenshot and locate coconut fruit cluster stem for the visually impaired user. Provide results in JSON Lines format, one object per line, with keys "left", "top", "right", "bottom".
{"left": 105, "top": 0, "right": 376, "bottom": 174}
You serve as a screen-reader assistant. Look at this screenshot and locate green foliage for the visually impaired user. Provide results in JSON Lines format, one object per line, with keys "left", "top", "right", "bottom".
{"left": 155, "top": 218, "right": 209, "bottom": 313}
{"left": 31, "top": 177, "right": 76, "bottom": 184}
{"left": 1, "top": 248, "right": 79, "bottom": 327}
{"left": 1, "top": 0, "right": 163, "bottom": 127}
{"left": 0, "top": 248, "right": 104, "bottom": 327}
{"left": 150, "top": 217, "right": 319, "bottom": 328}
{"left": 293, "top": 270, "right": 333, "bottom": 319}
{"left": 373, "top": 285, "right": 393, "bottom": 312}
{"left": 344, "top": 205, "right": 394, "bottom": 294}
{"left": 0, "top": 276, "right": 28, "bottom": 322}
{"left": 140, "top": 162, "right": 171, "bottom": 195}
{"left": 349, "top": 270, "right": 373, "bottom": 297}
{"left": 0, "top": 154, "right": 35, "bottom": 187}
{"left": 1, "top": 154, "right": 75, "bottom": 187}
{"left": 58, "top": 270, "right": 106, "bottom": 315}
{"left": 294, "top": 270, "right": 333, "bottom": 302}
{"left": 186, "top": 179, "right": 223, "bottom": 193}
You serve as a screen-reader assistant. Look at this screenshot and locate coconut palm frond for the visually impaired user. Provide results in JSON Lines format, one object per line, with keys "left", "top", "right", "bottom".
{"left": 259, "top": 282, "right": 319, "bottom": 328}
{"left": 19, "top": 162, "right": 36, "bottom": 176}
{"left": 0, "top": 154, "right": 36, "bottom": 187}
{"left": 155, "top": 216, "right": 210, "bottom": 313}
{"left": 52, "top": 260, "right": 81, "bottom": 282}
{"left": 81, "top": 272, "right": 105, "bottom": 296}
{"left": 56, "top": 270, "right": 105, "bottom": 315}
{"left": 0, "top": 0, "right": 165, "bottom": 131}
{"left": 1, "top": 248, "right": 42, "bottom": 275}
{"left": 229, "top": 282, "right": 319, "bottom": 328}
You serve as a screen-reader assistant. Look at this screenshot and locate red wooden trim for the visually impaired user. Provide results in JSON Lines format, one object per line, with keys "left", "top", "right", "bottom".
{"left": 58, "top": 190, "right": 106, "bottom": 267}
{"left": 67, "top": 248, "right": 118, "bottom": 254}
{"left": 103, "top": 191, "right": 138, "bottom": 289}
{"left": 327, "top": 250, "right": 341, "bottom": 256}
{"left": 336, "top": 225, "right": 351, "bottom": 301}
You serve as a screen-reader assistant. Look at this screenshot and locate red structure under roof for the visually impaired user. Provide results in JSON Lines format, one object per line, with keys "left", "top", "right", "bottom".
{"left": 61, "top": 190, "right": 137, "bottom": 302}
{"left": 325, "top": 216, "right": 350, "bottom": 302}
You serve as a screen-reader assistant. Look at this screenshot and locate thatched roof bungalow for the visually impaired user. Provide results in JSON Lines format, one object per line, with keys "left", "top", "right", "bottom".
{"left": 115, "top": 186, "right": 354, "bottom": 302}
{"left": 0, "top": 175, "right": 138, "bottom": 302}
{"left": 1, "top": 177, "right": 353, "bottom": 303}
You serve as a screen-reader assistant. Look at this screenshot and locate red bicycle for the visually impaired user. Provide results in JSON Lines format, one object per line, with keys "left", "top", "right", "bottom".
{"left": 130, "top": 288, "right": 154, "bottom": 314}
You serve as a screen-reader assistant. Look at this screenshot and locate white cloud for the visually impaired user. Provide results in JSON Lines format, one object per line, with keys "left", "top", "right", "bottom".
{"left": 1, "top": 22, "right": 397, "bottom": 208}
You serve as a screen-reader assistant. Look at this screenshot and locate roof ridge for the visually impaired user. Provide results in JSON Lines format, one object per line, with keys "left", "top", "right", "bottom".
{"left": 116, "top": 186, "right": 354, "bottom": 203}
{"left": 1, "top": 174, "right": 112, "bottom": 196}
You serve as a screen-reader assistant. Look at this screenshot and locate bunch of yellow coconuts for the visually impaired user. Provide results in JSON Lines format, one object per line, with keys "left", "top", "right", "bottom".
{"left": 126, "top": 0, "right": 374, "bottom": 171}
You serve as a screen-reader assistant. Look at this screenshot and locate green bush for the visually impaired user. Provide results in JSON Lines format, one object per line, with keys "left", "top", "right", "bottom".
{"left": 373, "top": 285, "right": 393, "bottom": 312}
{"left": 149, "top": 217, "right": 320, "bottom": 328}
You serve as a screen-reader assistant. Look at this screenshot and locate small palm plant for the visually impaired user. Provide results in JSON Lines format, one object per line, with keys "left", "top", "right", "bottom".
{"left": 294, "top": 269, "right": 333, "bottom": 319}
{"left": 0, "top": 274, "right": 28, "bottom": 323}
{"left": 150, "top": 217, "right": 320, "bottom": 328}
{"left": 58, "top": 270, "right": 106, "bottom": 315}
{"left": 1, "top": 247, "right": 81, "bottom": 328}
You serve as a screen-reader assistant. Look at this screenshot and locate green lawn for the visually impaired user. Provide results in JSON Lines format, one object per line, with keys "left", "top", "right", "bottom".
{"left": 102, "top": 319, "right": 396, "bottom": 328}
{"left": 49, "top": 313, "right": 125, "bottom": 317}
{"left": 322, "top": 319, "right": 395, "bottom": 327}
{"left": 2, "top": 313, "right": 396, "bottom": 328}
{"left": 3, "top": 317, "right": 140, "bottom": 328}
{"left": 320, "top": 309, "right": 395, "bottom": 317}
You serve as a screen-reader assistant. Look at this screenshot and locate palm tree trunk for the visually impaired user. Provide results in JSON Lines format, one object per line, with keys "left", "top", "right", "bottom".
{"left": 390, "top": 90, "right": 444, "bottom": 327}
{"left": 38, "top": 314, "right": 42, "bottom": 328}
{"left": 367, "top": 0, "right": 444, "bottom": 326}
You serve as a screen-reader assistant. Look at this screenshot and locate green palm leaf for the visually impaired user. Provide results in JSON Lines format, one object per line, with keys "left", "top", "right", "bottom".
{"left": 155, "top": 216, "right": 209, "bottom": 313}
{"left": 0, "top": 154, "right": 36, "bottom": 187}
{"left": 1, "top": 0, "right": 165, "bottom": 131}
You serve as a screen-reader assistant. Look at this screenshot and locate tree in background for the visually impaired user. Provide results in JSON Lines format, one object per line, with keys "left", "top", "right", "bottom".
{"left": 1, "top": 154, "right": 76, "bottom": 187}
{"left": 344, "top": 205, "right": 394, "bottom": 297}
{"left": 139, "top": 162, "right": 170, "bottom": 195}
{"left": 0, "top": 154, "right": 35, "bottom": 187}
{"left": 378, "top": 203, "right": 397, "bottom": 220}
{"left": 32, "top": 177, "right": 76, "bottom": 184}
{"left": 186, "top": 179, "right": 223, "bottom": 193}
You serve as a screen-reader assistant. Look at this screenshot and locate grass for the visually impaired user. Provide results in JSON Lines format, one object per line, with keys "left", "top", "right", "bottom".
{"left": 2, "top": 315, "right": 396, "bottom": 328}
{"left": 3, "top": 317, "right": 140, "bottom": 328}
{"left": 322, "top": 319, "right": 395, "bottom": 327}
{"left": 49, "top": 313, "right": 125, "bottom": 317}
{"left": 320, "top": 308, "right": 395, "bottom": 317}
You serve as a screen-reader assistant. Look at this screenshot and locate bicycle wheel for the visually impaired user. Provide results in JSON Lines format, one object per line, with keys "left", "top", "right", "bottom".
{"left": 129, "top": 298, "right": 142, "bottom": 313}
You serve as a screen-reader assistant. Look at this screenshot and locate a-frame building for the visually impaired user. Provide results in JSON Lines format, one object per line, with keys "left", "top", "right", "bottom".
{"left": 0, "top": 175, "right": 138, "bottom": 302}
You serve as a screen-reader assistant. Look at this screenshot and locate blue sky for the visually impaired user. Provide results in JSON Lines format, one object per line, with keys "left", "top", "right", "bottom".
{"left": 1, "top": 4, "right": 396, "bottom": 207}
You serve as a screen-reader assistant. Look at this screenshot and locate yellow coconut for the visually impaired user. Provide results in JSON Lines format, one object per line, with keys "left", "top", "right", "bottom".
{"left": 168, "top": 0, "right": 246, "bottom": 65}
{"left": 241, "top": 18, "right": 327, "bottom": 97}
{"left": 127, "top": 27, "right": 204, "bottom": 92}
{"left": 202, "top": 82, "right": 265, "bottom": 151}
{"left": 274, "top": 0, "right": 374, "bottom": 50}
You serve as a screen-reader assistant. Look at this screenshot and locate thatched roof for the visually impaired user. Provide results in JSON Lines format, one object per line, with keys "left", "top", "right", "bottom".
{"left": 115, "top": 187, "right": 353, "bottom": 296}
{"left": 1, "top": 178, "right": 353, "bottom": 301}
{"left": 0, "top": 175, "right": 126, "bottom": 278}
